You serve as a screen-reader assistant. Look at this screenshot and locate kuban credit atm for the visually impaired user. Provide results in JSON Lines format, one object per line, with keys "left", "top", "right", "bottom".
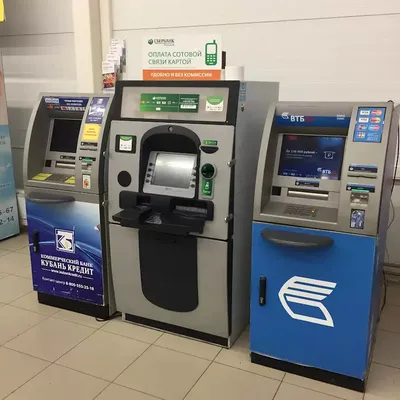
{"left": 250, "top": 102, "right": 400, "bottom": 391}
{"left": 107, "top": 80, "right": 279, "bottom": 346}
{"left": 23, "top": 94, "right": 116, "bottom": 318}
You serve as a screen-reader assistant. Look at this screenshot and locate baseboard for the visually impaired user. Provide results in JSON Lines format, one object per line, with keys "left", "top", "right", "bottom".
{"left": 38, "top": 292, "right": 111, "bottom": 319}
{"left": 250, "top": 352, "right": 366, "bottom": 393}
{"left": 125, "top": 313, "right": 229, "bottom": 347}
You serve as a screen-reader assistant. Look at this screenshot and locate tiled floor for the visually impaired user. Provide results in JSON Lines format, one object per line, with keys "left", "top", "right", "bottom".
{"left": 1, "top": 233, "right": 400, "bottom": 399}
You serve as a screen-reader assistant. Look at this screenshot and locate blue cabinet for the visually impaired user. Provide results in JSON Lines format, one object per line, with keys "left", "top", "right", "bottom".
{"left": 27, "top": 198, "right": 105, "bottom": 305}
{"left": 250, "top": 222, "right": 380, "bottom": 380}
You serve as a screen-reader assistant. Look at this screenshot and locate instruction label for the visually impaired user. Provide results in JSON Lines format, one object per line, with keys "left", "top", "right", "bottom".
{"left": 32, "top": 173, "right": 52, "bottom": 181}
{"left": 206, "top": 96, "right": 224, "bottom": 112}
{"left": 82, "top": 124, "right": 100, "bottom": 143}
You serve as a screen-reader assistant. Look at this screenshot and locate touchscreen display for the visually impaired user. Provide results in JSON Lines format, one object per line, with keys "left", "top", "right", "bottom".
{"left": 278, "top": 135, "right": 346, "bottom": 180}
{"left": 49, "top": 119, "right": 82, "bottom": 153}
{"left": 152, "top": 153, "right": 196, "bottom": 189}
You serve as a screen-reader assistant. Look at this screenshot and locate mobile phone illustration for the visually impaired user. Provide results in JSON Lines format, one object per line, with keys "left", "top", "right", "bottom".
{"left": 205, "top": 40, "right": 218, "bottom": 66}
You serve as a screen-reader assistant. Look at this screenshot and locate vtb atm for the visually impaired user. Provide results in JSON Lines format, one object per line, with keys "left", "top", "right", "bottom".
{"left": 107, "top": 80, "right": 279, "bottom": 346}
{"left": 250, "top": 102, "right": 400, "bottom": 391}
{"left": 23, "top": 94, "right": 116, "bottom": 318}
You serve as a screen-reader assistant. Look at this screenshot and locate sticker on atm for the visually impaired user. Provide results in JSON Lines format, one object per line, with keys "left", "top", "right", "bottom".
{"left": 348, "top": 164, "right": 378, "bottom": 173}
{"left": 32, "top": 173, "right": 52, "bottom": 181}
{"left": 295, "top": 180, "right": 320, "bottom": 188}
{"left": 83, "top": 174, "right": 91, "bottom": 190}
{"left": 350, "top": 209, "right": 365, "bottom": 230}
{"left": 64, "top": 176, "right": 76, "bottom": 185}
{"left": 205, "top": 96, "right": 224, "bottom": 112}
{"left": 82, "top": 124, "right": 100, "bottom": 142}
{"left": 346, "top": 183, "right": 375, "bottom": 193}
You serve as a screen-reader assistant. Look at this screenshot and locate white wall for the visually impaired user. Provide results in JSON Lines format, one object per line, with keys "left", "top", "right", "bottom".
{"left": 112, "top": 0, "right": 400, "bottom": 262}
{"left": 112, "top": 0, "right": 400, "bottom": 102}
{"left": 0, "top": 0, "right": 77, "bottom": 188}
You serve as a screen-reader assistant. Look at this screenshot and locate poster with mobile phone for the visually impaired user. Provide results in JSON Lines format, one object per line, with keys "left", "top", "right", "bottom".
{"left": 142, "top": 34, "right": 222, "bottom": 81}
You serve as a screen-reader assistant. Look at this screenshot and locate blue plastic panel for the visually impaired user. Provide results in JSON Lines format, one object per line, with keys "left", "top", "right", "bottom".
{"left": 250, "top": 222, "right": 377, "bottom": 379}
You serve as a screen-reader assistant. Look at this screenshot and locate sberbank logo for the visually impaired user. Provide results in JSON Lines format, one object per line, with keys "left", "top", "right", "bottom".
{"left": 148, "top": 38, "right": 175, "bottom": 46}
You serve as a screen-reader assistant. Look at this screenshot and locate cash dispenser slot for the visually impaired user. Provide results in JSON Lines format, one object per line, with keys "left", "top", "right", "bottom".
{"left": 55, "top": 160, "right": 75, "bottom": 169}
{"left": 287, "top": 188, "right": 329, "bottom": 201}
{"left": 112, "top": 191, "right": 213, "bottom": 235}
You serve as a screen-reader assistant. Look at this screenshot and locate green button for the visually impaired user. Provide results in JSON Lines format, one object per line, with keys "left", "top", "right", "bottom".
{"left": 202, "top": 179, "right": 213, "bottom": 196}
{"left": 201, "top": 163, "right": 216, "bottom": 179}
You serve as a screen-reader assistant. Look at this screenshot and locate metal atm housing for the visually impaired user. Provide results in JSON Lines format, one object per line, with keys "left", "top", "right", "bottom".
{"left": 107, "top": 80, "right": 279, "bottom": 347}
{"left": 23, "top": 94, "right": 116, "bottom": 318}
{"left": 250, "top": 102, "right": 400, "bottom": 391}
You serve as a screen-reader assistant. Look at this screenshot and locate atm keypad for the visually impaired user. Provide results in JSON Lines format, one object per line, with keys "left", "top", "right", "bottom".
{"left": 284, "top": 205, "right": 317, "bottom": 218}
{"left": 46, "top": 174, "right": 72, "bottom": 183}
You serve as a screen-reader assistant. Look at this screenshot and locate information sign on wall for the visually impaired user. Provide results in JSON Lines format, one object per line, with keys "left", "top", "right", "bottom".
{"left": 0, "top": 57, "right": 19, "bottom": 240}
{"left": 142, "top": 34, "right": 222, "bottom": 81}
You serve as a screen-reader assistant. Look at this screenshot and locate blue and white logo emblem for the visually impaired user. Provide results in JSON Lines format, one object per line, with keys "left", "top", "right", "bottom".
{"left": 279, "top": 276, "right": 337, "bottom": 327}
{"left": 55, "top": 229, "right": 75, "bottom": 253}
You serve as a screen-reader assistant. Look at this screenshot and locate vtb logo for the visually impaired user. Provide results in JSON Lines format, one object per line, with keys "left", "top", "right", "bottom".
{"left": 279, "top": 276, "right": 337, "bottom": 327}
{"left": 55, "top": 229, "right": 75, "bottom": 254}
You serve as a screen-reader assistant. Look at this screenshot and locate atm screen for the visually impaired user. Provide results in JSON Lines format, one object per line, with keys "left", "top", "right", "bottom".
{"left": 152, "top": 153, "right": 196, "bottom": 189}
{"left": 49, "top": 119, "right": 82, "bottom": 153}
{"left": 278, "top": 135, "right": 346, "bottom": 180}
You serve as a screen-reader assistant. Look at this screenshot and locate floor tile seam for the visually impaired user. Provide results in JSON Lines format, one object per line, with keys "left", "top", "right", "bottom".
{"left": 0, "top": 271, "right": 31, "bottom": 280}
{"left": 378, "top": 327, "right": 400, "bottom": 335}
{"left": 0, "top": 244, "right": 29, "bottom": 252}
{"left": 0, "top": 345, "right": 50, "bottom": 363}
{"left": 5, "top": 302, "right": 58, "bottom": 317}
{"left": 50, "top": 312, "right": 106, "bottom": 330}
{"left": 151, "top": 342, "right": 222, "bottom": 362}
{"left": 212, "top": 359, "right": 284, "bottom": 382}
{"left": 106, "top": 381, "right": 166, "bottom": 400}
{"left": 272, "top": 375, "right": 285, "bottom": 400}
{"left": 276, "top": 381, "right": 351, "bottom": 400}
{"left": 100, "top": 326, "right": 161, "bottom": 345}
{"left": 372, "top": 360, "right": 400, "bottom": 370}
{"left": 1, "top": 314, "right": 51, "bottom": 347}
{"left": 52, "top": 326, "right": 99, "bottom": 364}
{"left": 382, "top": 302, "right": 400, "bottom": 309}
{"left": 2, "top": 361, "right": 53, "bottom": 400}
{"left": 108, "top": 343, "right": 153, "bottom": 384}
{"left": 182, "top": 357, "right": 214, "bottom": 400}
{"left": 3, "top": 281, "right": 33, "bottom": 305}
{"left": 53, "top": 360, "right": 115, "bottom": 383}
{"left": 92, "top": 382, "right": 113, "bottom": 400}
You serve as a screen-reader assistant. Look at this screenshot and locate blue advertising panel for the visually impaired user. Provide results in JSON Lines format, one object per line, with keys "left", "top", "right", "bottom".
{"left": 250, "top": 222, "right": 378, "bottom": 379}
{"left": 0, "top": 125, "right": 19, "bottom": 239}
{"left": 86, "top": 97, "right": 110, "bottom": 124}
{"left": 44, "top": 96, "right": 89, "bottom": 112}
{"left": 27, "top": 200, "right": 104, "bottom": 305}
{"left": 0, "top": 62, "right": 19, "bottom": 241}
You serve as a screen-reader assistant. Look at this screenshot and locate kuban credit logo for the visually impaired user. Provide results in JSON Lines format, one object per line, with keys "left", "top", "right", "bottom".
{"left": 279, "top": 276, "right": 337, "bottom": 327}
{"left": 55, "top": 229, "right": 75, "bottom": 254}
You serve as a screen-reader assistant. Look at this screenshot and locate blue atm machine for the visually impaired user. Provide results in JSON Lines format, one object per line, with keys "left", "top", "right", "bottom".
{"left": 250, "top": 102, "right": 400, "bottom": 391}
